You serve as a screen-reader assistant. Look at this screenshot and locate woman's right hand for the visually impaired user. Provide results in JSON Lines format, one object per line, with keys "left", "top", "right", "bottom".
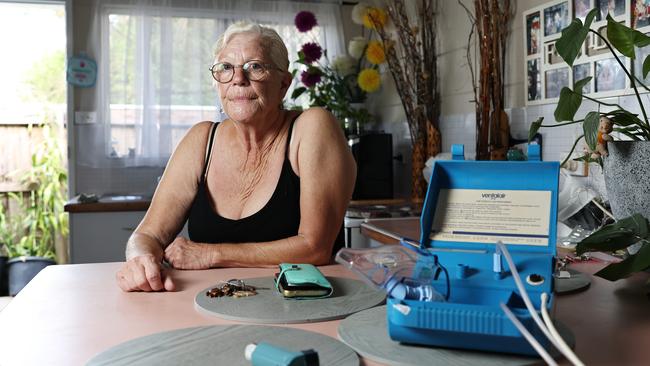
{"left": 116, "top": 254, "right": 175, "bottom": 292}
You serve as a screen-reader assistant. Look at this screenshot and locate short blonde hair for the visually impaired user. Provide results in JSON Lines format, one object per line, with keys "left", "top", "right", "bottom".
{"left": 214, "top": 21, "right": 289, "bottom": 71}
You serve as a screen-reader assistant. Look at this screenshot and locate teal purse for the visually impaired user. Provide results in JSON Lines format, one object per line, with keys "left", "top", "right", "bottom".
{"left": 275, "top": 263, "right": 333, "bottom": 299}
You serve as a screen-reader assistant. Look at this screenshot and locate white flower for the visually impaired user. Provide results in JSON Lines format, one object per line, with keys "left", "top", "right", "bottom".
{"left": 332, "top": 55, "right": 357, "bottom": 76}
{"left": 351, "top": 2, "right": 370, "bottom": 25}
{"left": 348, "top": 37, "right": 367, "bottom": 59}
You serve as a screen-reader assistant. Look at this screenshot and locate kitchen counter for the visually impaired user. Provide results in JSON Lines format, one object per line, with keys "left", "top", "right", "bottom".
{"left": 64, "top": 195, "right": 151, "bottom": 213}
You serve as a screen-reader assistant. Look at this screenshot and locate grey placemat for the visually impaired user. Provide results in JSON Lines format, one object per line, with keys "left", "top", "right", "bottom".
{"left": 87, "top": 325, "right": 358, "bottom": 366}
{"left": 338, "top": 305, "right": 575, "bottom": 366}
{"left": 195, "top": 276, "right": 385, "bottom": 323}
{"left": 555, "top": 269, "right": 591, "bottom": 294}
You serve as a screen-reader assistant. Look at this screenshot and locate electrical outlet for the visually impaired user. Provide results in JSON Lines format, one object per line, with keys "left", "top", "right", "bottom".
{"left": 74, "top": 111, "right": 97, "bottom": 125}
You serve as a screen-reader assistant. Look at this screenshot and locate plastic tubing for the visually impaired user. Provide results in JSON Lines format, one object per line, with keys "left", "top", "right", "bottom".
{"left": 540, "top": 293, "right": 585, "bottom": 366}
{"left": 500, "top": 302, "right": 557, "bottom": 366}
{"left": 495, "top": 241, "right": 563, "bottom": 351}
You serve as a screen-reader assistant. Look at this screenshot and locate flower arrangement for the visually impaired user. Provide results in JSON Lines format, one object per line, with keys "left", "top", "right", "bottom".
{"left": 290, "top": 5, "right": 387, "bottom": 132}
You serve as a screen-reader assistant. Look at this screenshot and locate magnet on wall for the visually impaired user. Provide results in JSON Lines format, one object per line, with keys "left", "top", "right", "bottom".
{"left": 67, "top": 53, "right": 97, "bottom": 88}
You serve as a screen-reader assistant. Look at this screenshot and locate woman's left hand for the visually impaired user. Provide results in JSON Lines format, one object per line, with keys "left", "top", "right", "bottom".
{"left": 164, "top": 237, "right": 214, "bottom": 269}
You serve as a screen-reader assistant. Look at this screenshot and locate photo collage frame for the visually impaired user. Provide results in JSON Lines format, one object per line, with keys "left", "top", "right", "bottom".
{"left": 524, "top": 0, "right": 650, "bottom": 105}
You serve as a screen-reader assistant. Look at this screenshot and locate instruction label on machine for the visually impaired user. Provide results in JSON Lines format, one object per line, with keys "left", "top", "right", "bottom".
{"left": 430, "top": 189, "right": 551, "bottom": 246}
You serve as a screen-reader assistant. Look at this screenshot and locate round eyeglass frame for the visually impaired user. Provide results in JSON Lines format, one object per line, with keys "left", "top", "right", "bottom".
{"left": 209, "top": 61, "right": 281, "bottom": 83}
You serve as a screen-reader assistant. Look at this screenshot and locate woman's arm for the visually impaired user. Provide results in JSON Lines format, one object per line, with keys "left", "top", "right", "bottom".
{"left": 164, "top": 108, "right": 356, "bottom": 268}
{"left": 116, "top": 121, "right": 213, "bottom": 291}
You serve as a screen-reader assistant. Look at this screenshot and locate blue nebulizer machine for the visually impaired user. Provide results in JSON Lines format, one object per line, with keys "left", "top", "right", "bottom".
{"left": 337, "top": 144, "right": 560, "bottom": 356}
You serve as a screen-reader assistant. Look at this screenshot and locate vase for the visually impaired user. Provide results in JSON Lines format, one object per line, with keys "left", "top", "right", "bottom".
{"left": 602, "top": 141, "right": 650, "bottom": 220}
{"left": 344, "top": 102, "right": 369, "bottom": 137}
{"left": 411, "top": 138, "right": 427, "bottom": 202}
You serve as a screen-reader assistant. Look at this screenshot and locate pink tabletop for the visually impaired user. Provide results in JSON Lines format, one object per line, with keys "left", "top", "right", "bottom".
{"left": 0, "top": 263, "right": 383, "bottom": 366}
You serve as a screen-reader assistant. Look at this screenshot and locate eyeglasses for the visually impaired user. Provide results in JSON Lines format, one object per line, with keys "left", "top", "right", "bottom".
{"left": 210, "top": 60, "right": 280, "bottom": 83}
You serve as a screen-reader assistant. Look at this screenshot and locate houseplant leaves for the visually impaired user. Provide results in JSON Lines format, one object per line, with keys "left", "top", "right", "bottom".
{"left": 583, "top": 111, "right": 600, "bottom": 151}
{"left": 554, "top": 76, "right": 591, "bottom": 122}
{"left": 576, "top": 213, "right": 650, "bottom": 281}
{"left": 606, "top": 14, "right": 650, "bottom": 59}
{"left": 555, "top": 9, "right": 597, "bottom": 67}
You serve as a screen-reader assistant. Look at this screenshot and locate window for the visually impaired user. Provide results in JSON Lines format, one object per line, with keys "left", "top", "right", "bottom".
{"left": 94, "top": 1, "right": 343, "bottom": 166}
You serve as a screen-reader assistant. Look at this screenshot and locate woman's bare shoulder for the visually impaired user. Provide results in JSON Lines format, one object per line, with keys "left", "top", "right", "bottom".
{"left": 293, "top": 107, "right": 339, "bottom": 134}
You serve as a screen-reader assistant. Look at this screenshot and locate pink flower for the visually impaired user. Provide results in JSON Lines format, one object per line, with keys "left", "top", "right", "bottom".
{"left": 300, "top": 68, "right": 322, "bottom": 87}
{"left": 295, "top": 11, "right": 318, "bottom": 32}
{"left": 300, "top": 42, "right": 322, "bottom": 64}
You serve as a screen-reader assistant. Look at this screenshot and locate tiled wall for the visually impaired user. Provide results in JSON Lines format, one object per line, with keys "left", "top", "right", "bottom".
{"left": 372, "top": 93, "right": 645, "bottom": 198}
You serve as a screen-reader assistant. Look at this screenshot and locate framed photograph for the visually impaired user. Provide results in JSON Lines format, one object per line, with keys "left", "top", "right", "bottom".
{"left": 544, "top": 2, "right": 569, "bottom": 36}
{"left": 527, "top": 12, "right": 541, "bottom": 55}
{"left": 545, "top": 67, "right": 570, "bottom": 98}
{"left": 573, "top": 63, "right": 592, "bottom": 93}
{"left": 595, "top": 58, "right": 626, "bottom": 92}
{"left": 546, "top": 41, "right": 565, "bottom": 64}
{"left": 528, "top": 59, "right": 542, "bottom": 101}
{"left": 633, "top": 0, "right": 650, "bottom": 29}
{"left": 634, "top": 41, "right": 650, "bottom": 84}
{"left": 574, "top": 0, "right": 591, "bottom": 19}
{"left": 596, "top": 0, "right": 625, "bottom": 20}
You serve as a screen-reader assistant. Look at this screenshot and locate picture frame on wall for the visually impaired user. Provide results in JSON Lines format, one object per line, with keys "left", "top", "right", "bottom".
{"left": 527, "top": 12, "right": 541, "bottom": 55}
{"left": 633, "top": 0, "right": 650, "bottom": 29}
{"left": 573, "top": 63, "right": 592, "bottom": 93}
{"left": 596, "top": 0, "right": 625, "bottom": 20}
{"left": 574, "top": 0, "right": 591, "bottom": 19}
{"left": 544, "top": 2, "right": 569, "bottom": 36}
{"left": 595, "top": 58, "right": 626, "bottom": 92}
{"left": 545, "top": 67, "right": 570, "bottom": 98}
{"left": 528, "top": 59, "right": 542, "bottom": 101}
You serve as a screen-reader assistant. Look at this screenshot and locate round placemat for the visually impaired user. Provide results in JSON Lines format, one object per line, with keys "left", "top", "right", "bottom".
{"left": 554, "top": 269, "right": 591, "bottom": 294}
{"left": 195, "top": 276, "right": 385, "bottom": 323}
{"left": 87, "top": 325, "right": 359, "bottom": 366}
{"left": 338, "top": 305, "right": 575, "bottom": 366}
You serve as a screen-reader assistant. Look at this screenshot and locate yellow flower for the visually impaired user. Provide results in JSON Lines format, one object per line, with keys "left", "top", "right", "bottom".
{"left": 365, "top": 40, "right": 385, "bottom": 65}
{"left": 363, "top": 7, "right": 387, "bottom": 30}
{"left": 358, "top": 68, "right": 381, "bottom": 92}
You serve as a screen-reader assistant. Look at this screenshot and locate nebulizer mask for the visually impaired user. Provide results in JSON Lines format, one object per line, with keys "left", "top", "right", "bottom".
{"left": 335, "top": 243, "right": 449, "bottom": 302}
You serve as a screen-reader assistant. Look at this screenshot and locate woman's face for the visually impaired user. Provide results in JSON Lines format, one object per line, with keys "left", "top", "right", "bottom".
{"left": 215, "top": 33, "right": 291, "bottom": 123}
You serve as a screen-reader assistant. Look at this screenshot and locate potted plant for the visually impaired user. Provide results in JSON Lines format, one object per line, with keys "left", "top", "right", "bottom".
{"left": 528, "top": 8, "right": 650, "bottom": 281}
{"left": 4, "top": 122, "right": 67, "bottom": 295}
{"left": 0, "top": 200, "right": 10, "bottom": 296}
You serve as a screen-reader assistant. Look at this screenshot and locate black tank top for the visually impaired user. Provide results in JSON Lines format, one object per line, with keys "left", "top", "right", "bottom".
{"left": 187, "top": 118, "right": 301, "bottom": 244}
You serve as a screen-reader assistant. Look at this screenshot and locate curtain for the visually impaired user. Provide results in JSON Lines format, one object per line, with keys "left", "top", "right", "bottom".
{"left": 77, "top": 0, "right": 344, "bottom": 168}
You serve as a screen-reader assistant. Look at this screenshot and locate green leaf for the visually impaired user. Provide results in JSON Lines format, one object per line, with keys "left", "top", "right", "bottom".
{"left": 528, "top": 117, "right": 543, "bottom": 142}
{"left": 554, "top": 87, "right": 582, "bottom": 122}
{"left": 555, "top": 9, "right": 598, "bottom": 66}
{"left": 609, "top": 109, "right": 642, "bottom": 127}
{"left": 594, "top": 240, "right": 650, "bottom": 281}
{"left": 577, "top": 213, "right": 650, "bottom": 254}
{"left": 291, "top": 87, "right": 306, "bottom": 99}
{"left": 573, "top": 76, "right": 592, "bottom": 94}
{"left": 606, "top": 14, "right": 650, "bottom": 59}
{"left": 644, "top": 55, "right": 650, "bottom": 78}
{"left": 583, "top": 111, "right": 601, "bottom": 151}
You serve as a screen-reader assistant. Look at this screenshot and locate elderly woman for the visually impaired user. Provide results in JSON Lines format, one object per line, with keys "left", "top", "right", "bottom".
{"left": 116, "top": 21, "right": 356, "bottom": 292}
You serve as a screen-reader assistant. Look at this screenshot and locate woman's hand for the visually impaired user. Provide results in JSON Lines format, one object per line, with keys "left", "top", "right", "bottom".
{"left": 116, "top": 254, "right": 175, "bottom": 292}
{"left": 164, "top": 237, "right": 215, "bottom": 270}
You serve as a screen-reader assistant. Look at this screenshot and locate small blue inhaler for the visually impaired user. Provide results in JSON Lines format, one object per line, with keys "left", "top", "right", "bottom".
{"left": 244, "top": 342, "right": 319, "bottom": 366}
